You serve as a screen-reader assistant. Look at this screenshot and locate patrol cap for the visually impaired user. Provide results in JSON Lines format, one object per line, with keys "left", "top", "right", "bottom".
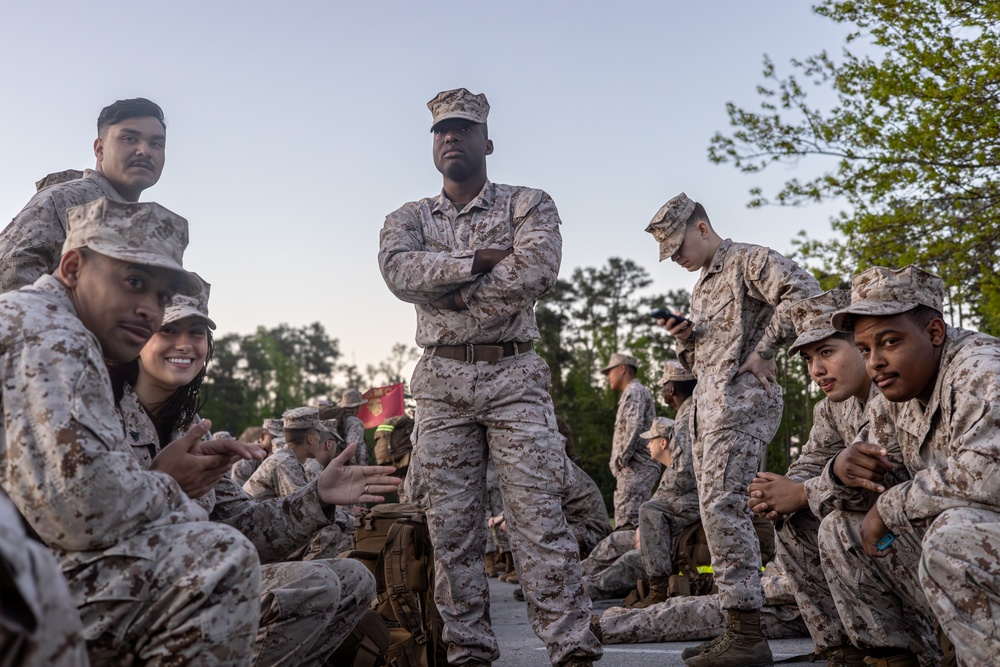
{"left": 282, "top": 406, "right": 320, "bottom": 430}
{"left": 318, "top": 419, "right": 344, "bottom": 443}
{"left": 831, "top": 266, "right": 944, "bottom": 332}
{"left": 601, "top": 352, "right": 639, "bottom": 374}
{"left": 63, "top": 197, "right": 201, "bottom": 296}
{"left": 212, "top": 431, "right": 232, "bottom": 440}
{"left": 340, "top": 388, "right": 366, "bottom": 408}
{"left": 263, "top": 418, "right": 284, "bottom": 438}
{"left": 646, "top": 193, "right": 696, "bottom": 262}
{"left": 35, "top": 169, "right": 83, "bottom": 192}
{"left": 640, "top": 417, "right": 675, "bottom": 441}
{"left": 788, "top": 290, "right": 852, "bottom": 357}
{"left": 162, "top": 273, "right": 216, "bottom": 329}
{"left": 657, "top": 360, "right": 694, "bottom": 386}
{"left": 428, "top": 88, "right": 490, "bottom": 131}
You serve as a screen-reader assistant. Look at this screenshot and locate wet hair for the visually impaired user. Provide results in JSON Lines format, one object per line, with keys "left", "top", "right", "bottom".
{"left": 685, "top": 202, "right": 711, "bottom": 229}
{"left": 905, "top": 304, "right": 944, "bottom": 329}
{"left": 108, "top": 329, "right": 214, "bottom": 447}
{"left": 97, "top": 98, "right": 165, "bottom": 138}
{"left": 284, "top": 427, "right": 317, "bottom": 446}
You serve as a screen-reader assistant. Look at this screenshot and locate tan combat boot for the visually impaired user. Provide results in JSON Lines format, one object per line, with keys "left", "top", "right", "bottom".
{"left": 627, "top": 576, "right": 670, "bottom": 609}
{"left": 484, "top": 550, "right": 498, "bottom": 578}
{"left": 824, "top": 645, "right": 868, "bottom": 667}
{"left": 861, "top": 652, "right": 920, "bottom": 667}
{"left": 684, "top": 608, "right": 773, "bottom": 667}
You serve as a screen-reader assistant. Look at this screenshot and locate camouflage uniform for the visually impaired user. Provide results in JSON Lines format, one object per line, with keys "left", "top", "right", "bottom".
{"left": 597, "top": 560, "right": 807, "bottom": 644}
{"left": 0, "top": 490, "right": 89, "bottom": 666}
{"left": 563, "top": 461, "right": 613, "bottom": 557}
{"left": 379, "top": 88, "right": 600, "bottom": 666}
{"left": 666, "top": 232, "right": 820, "bottom": 611}
{"left": 819, "top": 266, "right": 1000, "bottom": 666}
{"left": 580, "top": 528, "right": 636, "bottom": 578}
{"left": 344, "top": 414, "right": 369, "bottom": 466}
{"left": 485, "top": 459, "right": 511, "bottom": 554}
{"left": 0, "top": 169, "right": 125, "bottom": 293}
{"left": 639, "top": 396, "right": 700, "bottom": 579}
{"left": 117, "top": 385, "right": 373, "bottom": 665}
{"left": 610, "top": 376, "right": 659, "bottom": 527}
{"left": 231, "top": 457, "right": 263, "bottom": 487}
{"left": 583, "top": 548, "right": 644, "bottom": 601}
{"left": 0, "top": 275, "right": 260, "bottom": 665}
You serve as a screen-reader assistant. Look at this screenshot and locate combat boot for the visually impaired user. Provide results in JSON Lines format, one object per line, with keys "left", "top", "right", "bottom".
{"left": 861, "top": 652, "right": 920, "bottom": 667}
{"left": 589, "top": 615, "right": 603, "bottom": 644}
{"left": 824, "top": 645, "right": 868, "bottom": 667}
{"left": 684, "top": 608, "right": 773, "bottom": 667}
{"left": 627, "top": 575, "right": 670, "bottom": 609}
{"left": 484, "top": 551, "right": 498, "bottom": 577}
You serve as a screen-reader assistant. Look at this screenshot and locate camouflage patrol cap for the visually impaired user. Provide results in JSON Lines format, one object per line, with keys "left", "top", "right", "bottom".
{"left": 282, "top": 406, "right": 320, "bottom": 430}
{"left": 640, "top": 417, "right": 675, "bottom": 441}
{"left": 318, "top": 419, "right": 344, "bottom": 444}
{"left": 788, "top": 289, "right": 852, "bottom": 356}
{"left": 212, "top": 431, "right": 232, "bottom": 440}
{"left": 35, "top": 169, "right": 83, "bottom": 192}
{"left": 831, "top": 266, "right": 944, "bottom": 332}
{"left": 601, "top": 352, "right": 639, "bottom": 373}
{"left": 163, "top": 273, "right": 216, "bottom": 329}
{"left": 657, "top": 360, "right": 694, "bottom": 386}
{"left": 263, "top": 418, "right": 284, "bottom": 438}
{"left": 63, "top": 197, "right": 200, "bottom": 296}
{"left": 646, "top": 193, "right": 696, "bottom": 262}
{"left": 340, "top": 388, "right": 366, "bottom": 408}
{"left": 428, "top": 88, "right": 490, "bottom": 131}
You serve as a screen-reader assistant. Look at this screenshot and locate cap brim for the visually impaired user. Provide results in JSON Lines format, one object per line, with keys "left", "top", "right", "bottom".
{"left": 788, "top": 327, "right": 838, "bottom": 357}
{"left": 86, "top": 242, "right": 202, "bottom": 297}
{"left": 163, "top": 305, "right": 217, "bottom": 330}
{"left": 342, "top": 400, "right": 366, "bottom": 408}
{"left": 639, "top": 429, "right": 656, "bottom": 440}
{"left": 657, "top": 237, "right": 683, "bottom": 262}
{"left": 430, "top": 112, "right": 484, "bottom": 131}
{"left": 831, "top": 301, "right": 918, "bottom": 332}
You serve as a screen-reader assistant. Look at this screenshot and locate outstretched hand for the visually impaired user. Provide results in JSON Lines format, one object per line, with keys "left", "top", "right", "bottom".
{"left": 738, "top": 351, "right": 777, "bottom": 398}
{"left": 317, "top": 442, "right": 402, "bottom": 506}
{"left": 151, "top": 419, "right": 264, "bottom": 498}
{"left": 832, "top": 442, "right": 894, "bottom": 492}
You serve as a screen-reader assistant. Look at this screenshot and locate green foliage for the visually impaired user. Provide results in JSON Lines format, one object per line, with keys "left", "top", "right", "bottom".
{"left": 710, "top": 0, "right": 1000, "bottom": 334}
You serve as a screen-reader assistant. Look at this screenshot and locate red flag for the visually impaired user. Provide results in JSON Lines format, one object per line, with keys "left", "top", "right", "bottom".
{"left": 358, "top": 383, "right": 405, "bottom": 428}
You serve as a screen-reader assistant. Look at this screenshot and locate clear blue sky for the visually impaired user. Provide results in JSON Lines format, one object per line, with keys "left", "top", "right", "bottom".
{"left": 0, "top": 1, "right": 850, "bottom": 376}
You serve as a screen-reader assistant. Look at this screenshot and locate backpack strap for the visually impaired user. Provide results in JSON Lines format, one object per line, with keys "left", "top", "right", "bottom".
{"left": 384, "top": 521, "right": 428, "bottom": 646}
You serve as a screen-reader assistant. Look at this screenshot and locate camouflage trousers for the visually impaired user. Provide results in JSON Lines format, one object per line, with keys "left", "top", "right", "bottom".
{"left": 0, "top": 501, "right": 89, "bottom": 667}
{"left": 486, "top": 461, "right": 511, "bottom": 553}
{"left": 580, "top": 529, "right": 636, "bottom": 577}
{"left": 68, "top": 521, "right": 261, "bottom": 666}
{"left": 597, "top": 563, "right": 807, "bottom": 644}
{"left": 612, "top": 462, "right": 660, "bottom": 528}
{"left": 692, "top": 427, "right": 766, "bottom": 609}
{"left": 256, "top": 557, "right": 375, "bottom": 666}
{"left": 775, "top": 510, "right": 848, "bottom": 651}
{"left": 410, "top": 352, "right": 601, "bottom": 666}
{"left": 918, "top": 507, "right": 1000, "bottom": 667}
{"left": 638, "top": 495, "right": 700, "bottom": 579}
{"left": 583, "top": 548, "right": 643, "bottom": 600}
{"left": 818, "top": 510, "right": 942, "bottom": 667}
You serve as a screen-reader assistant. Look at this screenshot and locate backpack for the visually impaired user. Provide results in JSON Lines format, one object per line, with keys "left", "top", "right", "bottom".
{"left": 340, "top": 503, "right": 447, "bottom": 667}
{"left": 373, "top": 415, "right": 415, "bottom": 467}
{"left": 667, "top": 515, "right": 776, "bottom": 598}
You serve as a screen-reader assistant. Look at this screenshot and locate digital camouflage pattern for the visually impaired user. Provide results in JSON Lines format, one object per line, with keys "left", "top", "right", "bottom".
{"left": 380, "top": 175, "right": 599, "bottom": 665}
{"left": 787, "top": 288, "right": 851, "bottom": 357}
{"left": 644, "top": 192, "right": 696, "bottom": 262}
{"left": 35, "top": 169, "right": 85, "bottom": 192}
{"left": 427, "top": 87, "right": 489, "bottom": 130}
{"left": 485, "top": 460, "right": 511, "bottom": 554}
{"left": 640, "top": 397, "right": 700, "bottom": 578}
{"left": 231, "top": 458, "right": 263, "bottom": 487}
{"left": 831, "top": 264, "right": 945, "bottom": 332}
{"left": 611, "top": 378, "right": 659, "bottom": 527}
{"left": 597, "top": 560, "right": 807, "bottom": 644}
{"left": 676, "top": 238, "right": 820, "bottom": 611}
{"left": 580, "top": 529, "right": 636, "bottom": 578}
{"left": 0, "top": 490, "right": 89, "bottom": 667}
{"left": 344, "top": 414, "right": 368, "bottom": 466}
{"left": 116, "top": 384, "right": 372, "bottom": 665}
{"left": 0, "top": 169, "right": 124, "bottom": 293}
{"left": 563, "top": 461, "right": 612, "bottom": 556}
{"left": 583, "top": 548, "right": 644, "bottom": 600}
{"left": 0, "top": 276, "right": 260, "bottom": 664}
{"left": 243, "top": 446, "right": 311, "bottom": 500}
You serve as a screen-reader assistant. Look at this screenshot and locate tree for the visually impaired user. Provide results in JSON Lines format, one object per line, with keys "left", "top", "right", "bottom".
{"left": 710, "top": 0, "right": 1000, "bottom": 334}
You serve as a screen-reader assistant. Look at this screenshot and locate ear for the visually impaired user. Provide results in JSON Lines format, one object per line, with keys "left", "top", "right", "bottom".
{"left": 698, "top": 221, "right": 710, "bottom": 238}
{"left": 94, "top": 136, "right": 104, "bottom": 163}
{"left": 485, "top": 139, "right": 494, "bottom": 156}
{"left": 58, "top": 249, "right": 85, "bottom": 287}
{"left": 926, "top": 318, "right": 947, "bottom": 346}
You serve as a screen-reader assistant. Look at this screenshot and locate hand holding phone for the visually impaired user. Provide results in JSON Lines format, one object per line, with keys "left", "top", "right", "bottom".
{"left": 650, "top": 309, "right": 692, "bottom": 328}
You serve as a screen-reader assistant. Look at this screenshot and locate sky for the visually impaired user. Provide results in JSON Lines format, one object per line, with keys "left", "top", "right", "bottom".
{"left": 0, "top": 1, "right": 852, "bottom": 379}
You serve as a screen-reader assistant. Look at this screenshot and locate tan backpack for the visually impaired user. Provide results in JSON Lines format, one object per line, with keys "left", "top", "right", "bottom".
{"left": 341, "top": 503, "right": 447, "bottom": 667}
{"left": 373, "top": 415, "right": 414, "bottom": 467}
{"left": 667, "top": 515, "right": 776, "bottom": 597}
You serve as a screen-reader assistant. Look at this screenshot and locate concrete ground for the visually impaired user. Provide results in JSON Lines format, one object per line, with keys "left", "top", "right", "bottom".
{"left": 485, "top": 577, "right": 815, "bottom": 667}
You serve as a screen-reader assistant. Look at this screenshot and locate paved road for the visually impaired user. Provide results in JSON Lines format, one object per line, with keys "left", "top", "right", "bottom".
{"left": 485, "top": 577, "right": 815, "bottom": 667}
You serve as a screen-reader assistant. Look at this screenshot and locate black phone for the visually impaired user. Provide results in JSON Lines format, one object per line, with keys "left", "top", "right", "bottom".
{"left": 650, "top": 309, "right": 692, "bottom": 327}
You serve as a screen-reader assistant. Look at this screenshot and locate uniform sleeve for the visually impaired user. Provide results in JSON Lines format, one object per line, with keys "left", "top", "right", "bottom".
{"left": 378, "top": 203, "right": 478, "bottom": 304}
{"left": 242, "top": 458, "right": 277, "bottom": 500}
{"left": 209, "top": 476, "right": 331, "bottom": 563}
{"left": 0, "top": 192, "right": 66, "bottom": 294}
{"left": 461, "top": 191, "right": 562, "bottom": 328}
{"left": 274, "top": 458, "right": 310, "bottom": 498}
{"left": 612, "top": 383, "right": 649, "bottom": 470}
{"left": 878, "top": 376, "right": 1000, "bottom": 535}
{"left": 787, "top": 399, "right": 843, "bottom": 484}
{"left": 745, "top": 249, "right": 821, "bottom": 359}
{"left": 1, "top": 332, "right": 205, "bottom": 551}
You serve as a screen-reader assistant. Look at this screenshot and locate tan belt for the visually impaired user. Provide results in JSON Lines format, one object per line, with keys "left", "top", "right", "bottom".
{"left": 425, "top": 341, "right": 533, "bottom": 363}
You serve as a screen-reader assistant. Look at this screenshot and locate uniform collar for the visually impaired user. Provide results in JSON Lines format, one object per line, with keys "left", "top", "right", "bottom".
{"left": 706, "top": 238, "right": 733, "bottom": 275}
{"left": 83, "top": 169, "right": 130, "bottom": 202}
{"left": 432, "top": 180, "right": 494, "bottom": 215}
